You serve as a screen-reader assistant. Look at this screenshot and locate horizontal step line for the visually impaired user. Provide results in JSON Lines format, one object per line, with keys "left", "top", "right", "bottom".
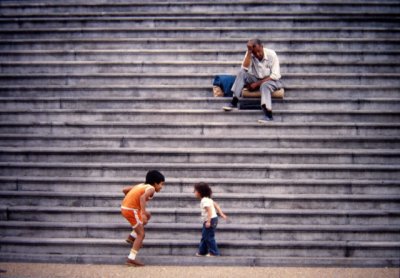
{"left": 2, "top": 62, "right": 400, "bottom": 66}
{"left": 2, "top": 110, "right": 399, "bottom": 116}
{"left": 1, "top": 162, "right": 399, "bottom": 170}
{"left": 1, "top": 176, "right": 398, "bottom": 185}
{"left": 2, "top": 38, "right": 399, "bottom": 43}
{"left": 1, "top": 97, "right": 399, "bottom": 102}
{"left": 1, "top": 190, "right": 399, "bottom": 200}
{"left": 2, "top": 221, "right": 399, "bottom": 232}
{"left": 0, "top": 85, "right": 398, "bottom": 89}
{"left": 2, "top": 236, "right": 399, "bottom": 248}
{"left": 1, "top": 122, "right": 398, "bottom": 127}
{"left": 3, "top": 205, "right": 399, "bottom": 215}
{"left": 1, "top": 27, "right": 399, "bottom": 31}
{"left": 1, "top": 1, "right": 399, "bottom": 7}
{"left": 2, "top": 16, "right": 400, "bottom": 21}
{"left": 1, "top": 147, "right": 399, "bottom": 155}
{"left": 0, "top": 121, "right": 398, "bottom": 127}
{"left": 1, "top": 73, "right": 399, "bottom": 77}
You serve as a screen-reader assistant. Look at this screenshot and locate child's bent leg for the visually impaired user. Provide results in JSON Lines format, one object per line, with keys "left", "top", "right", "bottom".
{"left": 132, "top": 223, "right": 145, "bottom": 251}
{"left": 126, "top": 230, "right": 136, "bottom": 245}
{"left": 127, "top": 224, "right": 145, "bottom": 267}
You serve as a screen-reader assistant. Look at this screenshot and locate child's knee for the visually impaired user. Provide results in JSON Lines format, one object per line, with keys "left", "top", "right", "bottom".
{"left": 137, "top": 232, "right": 145, "bottom": 240}
{"left": 135, "top": 225, "right": 145, "bottom": 237}
{"left": 145, "top": 211, "right": 151, "bottom": 221}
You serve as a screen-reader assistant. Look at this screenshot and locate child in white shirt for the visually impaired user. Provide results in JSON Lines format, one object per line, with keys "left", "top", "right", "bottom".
{"left": 193, "top": 182, "right": 227, "bottom": 256}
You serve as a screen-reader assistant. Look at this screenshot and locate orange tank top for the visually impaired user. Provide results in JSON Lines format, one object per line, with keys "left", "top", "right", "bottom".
{"left": 122, "top": 183, "right": 154, "bottom": 209}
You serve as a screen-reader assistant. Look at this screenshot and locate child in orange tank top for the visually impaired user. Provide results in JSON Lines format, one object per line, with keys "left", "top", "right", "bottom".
{"left": 121, "top": 170, "right": 165, "bottom": 267}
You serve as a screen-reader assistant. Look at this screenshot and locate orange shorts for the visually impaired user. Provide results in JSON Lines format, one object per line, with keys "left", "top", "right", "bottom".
{"left": 121, "top": 206, "right": 142, "bottom": 228}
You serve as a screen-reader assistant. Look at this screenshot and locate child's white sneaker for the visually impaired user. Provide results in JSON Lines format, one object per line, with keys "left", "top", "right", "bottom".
{"left": 195, "top": 253, "right": 207, "bottom": 257}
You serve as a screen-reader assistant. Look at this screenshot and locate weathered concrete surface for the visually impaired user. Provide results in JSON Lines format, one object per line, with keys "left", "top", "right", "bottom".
{"left": 0, "top": 263, "right": 399, "bottom": 278}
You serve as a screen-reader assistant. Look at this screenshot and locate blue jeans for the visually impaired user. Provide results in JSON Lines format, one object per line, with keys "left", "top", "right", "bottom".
{"left": 198, "top": 217, "right": 220, "bottom": 256}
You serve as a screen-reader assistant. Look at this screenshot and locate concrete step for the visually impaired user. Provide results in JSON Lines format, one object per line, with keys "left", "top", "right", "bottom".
{"left": 1, "top": 61, "right": 398, "bottom": 76}
{"left": 1, "top": 134, "right": 399, "bottom": 151}
{"left": 0, "top": 85, "right": 399, "bottom": 99}
{"left": 1, "top": 27, "right": 398, "bottom": 40}
{"left": 1, "top": 2, "right": 398, "bottom": 14}
{"left": 1, "top": 121, "right": 399, "bottom": 136}
{"left": 0, "top": 162, "right": 399, "bottom": 180}
{"left": 1, "top": 38, "right": 398, "bottom": 51}
{"left": 2, "top": 110, "right": 399, "bottom": 123}
{"left": 2, "top": 176, "right": 399, "bottom": 195}
{"left": 1, "top": 16, "right": 400, "bottom": 29}
{"left": 1, "top": 73, "right": 399, "bottom": 86}
{"left": 1, "top": 237, "right": 399, "bottom": 259}
{"left": 1, "top": 191, "right": 399, "bottom": 210}
{"left": 3, "top": 206, "right": 399, "bottom": 225}
{"left": 2, "top": 60, "right": 399, "bottom": 74}
{"left": 1, "top": 221, "right": 399, "bottom": 242}
{"left": 1, "top": 50, "right": 398, "bottom": 64}
{"left": 2, "top": 147, "right": 400, "bottom": 165}
{"left": 0, "top": 98, "right": 399, "bottom": 111}
{"left": 2, "top": 253, "right": 398, "bottom": 267}
{"left": 0, "top": 133, "right": 399, "bottom": 149}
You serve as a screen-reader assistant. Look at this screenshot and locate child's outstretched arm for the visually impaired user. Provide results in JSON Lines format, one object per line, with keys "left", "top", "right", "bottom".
{"left": 214, "top": 201, "right": 227, "bottom": 220}
{"left": 122, "top": 186, "right": 133, "bottom": 195}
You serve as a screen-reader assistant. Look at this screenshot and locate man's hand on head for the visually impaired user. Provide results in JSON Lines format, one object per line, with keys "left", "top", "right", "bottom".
{"left": 247, "top": 41, "right": 254, "bottom": 53}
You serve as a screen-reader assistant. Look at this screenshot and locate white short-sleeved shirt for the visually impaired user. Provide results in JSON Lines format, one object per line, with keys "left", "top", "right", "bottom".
{"left": 242, "top": 48, "right": 281, "bottom": 81}
{"left": 200, "top": 197, "right": 217, "bottom": 222}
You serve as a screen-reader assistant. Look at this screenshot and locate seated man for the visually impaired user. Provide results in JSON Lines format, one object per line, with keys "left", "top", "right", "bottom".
{"left": 223, "top": 38, "right": 283, "bottom": 122}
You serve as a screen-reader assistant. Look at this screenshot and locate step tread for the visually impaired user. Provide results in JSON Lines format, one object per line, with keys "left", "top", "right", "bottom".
{"left": 1, "top": 121, "right": 399, "bottom": 127}
{"left": 3, "top": 110, "right": 400, "bottom": 116}
{"left": 2, "top": 15, "right": 400, "bottom": 21}
{"left": 2, "top": 221, "right": 399, "bottom": 232}
{"left": 2, "top": 26, "right": 399, "bottom": 31}
{"left": 1, "top": 49, "right": 399, "bottom": 54}
{"left": 2, "top": 97, "right": 399, "bottom": 102}
{"left": 1, "top": 134, "right": 399, "bottom": 140}
{"left": 1, "top": 175, "right": 399, "bottom": 185}
{"left": 2, "top": 146, "right": 400, "bottom": 155}
{"left": 2, "top": 37, "right": 399, "bottom": 42}
{"left": 1, "top": 1, "right": 398, "bottom": 7}
{"left": 1, "top": 72, "right": 399, "bottom": 77}
{"left": 4, "top": 205, "right": 400, "bottom": 215}
{"left": 1, "top": 190, "right": 399, "bottom": 200}
{"left": 0, "top": 84, "right": 398, "bottom": 89}
{"left": 2, "top": 236, "right": 400, "bottom": 248}
{"left": 1, "top": 252, "right": 397, "bottom": 267}
{"left": 1, "top": 161, "right": 399, "bottom": 169}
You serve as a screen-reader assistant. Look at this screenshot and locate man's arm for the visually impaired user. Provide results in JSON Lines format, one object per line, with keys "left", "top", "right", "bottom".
{"left": 241, "top": 41, "right": 254, "bottom": 70}
{"left": 269, "top": 50, "right": 281, "bottom": 80}
{"left": 247, "top": 76, "right": 272, "bottom": 91}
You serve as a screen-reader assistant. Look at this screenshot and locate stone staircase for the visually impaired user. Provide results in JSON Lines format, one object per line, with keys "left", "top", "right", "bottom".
{"left": 0, "top": 0, "right": 399, "bottom": 267}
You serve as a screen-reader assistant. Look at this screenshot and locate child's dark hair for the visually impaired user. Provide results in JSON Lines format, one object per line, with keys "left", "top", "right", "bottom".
{"left": 145, "top": 170, "right": 165, "bottom": 185}
{"left": 194, "top": 182, "right": 212, "bottom": 198}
